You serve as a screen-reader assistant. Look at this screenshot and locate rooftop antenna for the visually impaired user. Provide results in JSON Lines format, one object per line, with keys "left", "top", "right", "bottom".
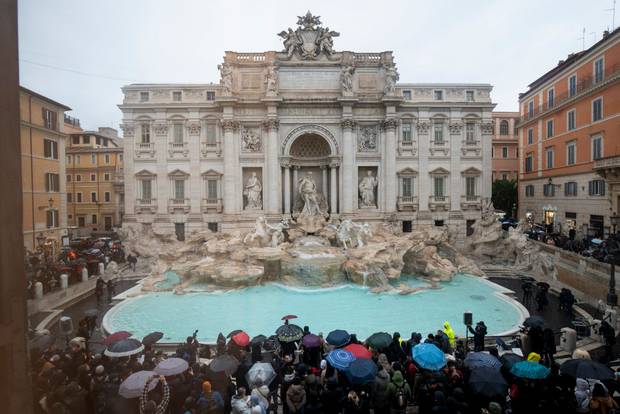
{"left": 606, "top": 0, "right": 617, "bottom": 30}
{"left": 578, "top": 27, "right": 586, "bottom": 50}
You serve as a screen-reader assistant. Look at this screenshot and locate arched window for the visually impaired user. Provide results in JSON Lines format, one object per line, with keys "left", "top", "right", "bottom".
{"left": 499, "top": 120, "right": 509, "bottom": 136}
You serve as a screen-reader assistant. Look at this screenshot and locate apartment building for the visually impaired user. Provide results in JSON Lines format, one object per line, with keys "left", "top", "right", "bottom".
{"left": 20, "top": 87, "right": 70, "bottom": 253}
{"left": 518, "top": 28, "right": 620, "bottom": 237}
{"left": 492, "top": 112, "right": 519, "bottom": 181}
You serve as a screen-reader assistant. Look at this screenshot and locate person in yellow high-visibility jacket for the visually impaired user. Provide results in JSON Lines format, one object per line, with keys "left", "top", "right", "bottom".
{"left": 443, "top": 321, "right": 456, "bottom": 349}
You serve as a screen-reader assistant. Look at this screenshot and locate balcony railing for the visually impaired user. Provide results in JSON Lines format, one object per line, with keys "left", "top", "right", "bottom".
{"left": 202, "top": 198, "right": 223, "bottom": 213}
{"left": 169, "top": 142, "right": 187, "bottom": 150}
{"left": 136, "top": 142, "right": 154, "bottom": 150}
{"left": 397, "top": 195, "right": 418, "bottom": 211}
{"left": 461, "top": 195, "right": 482, "bottom": 210}
{"left": 169, "top": 198, "right": 189, "bottom": 205}
{"left": 431, "top": 140, "right": 446, "bottom": 146}
{"left": 593, "top": 155, "right": 620, "bottom": 170}
{"left": 429, "top": 195, "right": 450, "bottom": 211}
{"left": 519, "top": 63, "right": 620, "bottom": 124}
{"left": 137, "top": 198, "right": 156, "bottom": 205}
{"left": 462, "top": 139, "right": 480, "bottom": 146}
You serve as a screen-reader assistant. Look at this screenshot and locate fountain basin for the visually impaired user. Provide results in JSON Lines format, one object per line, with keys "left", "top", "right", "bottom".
{"left": 103, "top": 274, "right": 527, "bottom": 343}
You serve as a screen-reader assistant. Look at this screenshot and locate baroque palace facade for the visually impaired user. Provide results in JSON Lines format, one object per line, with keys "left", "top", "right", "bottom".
{"left": 119, "top": 13, "right": 494, "bottom": 243}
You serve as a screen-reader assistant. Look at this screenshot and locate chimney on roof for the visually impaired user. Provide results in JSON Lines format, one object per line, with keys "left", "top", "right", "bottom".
{"left": 558, "top": 59, "right": 565, "bottom": 65}
{"left": 603, "top": 30, "right": 610, "bottom": 38}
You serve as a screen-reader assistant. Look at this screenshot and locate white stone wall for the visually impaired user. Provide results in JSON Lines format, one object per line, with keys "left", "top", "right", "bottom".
{"left": 119, "top": 59, "right": 494, "bottom": 241}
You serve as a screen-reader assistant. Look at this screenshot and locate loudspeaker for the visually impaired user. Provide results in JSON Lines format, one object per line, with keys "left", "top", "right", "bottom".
{"left": 463, "top": 312, "right": 473, "bottom": 326}
{"left": 59, "top": 316, "right": 73, "bottom": 335}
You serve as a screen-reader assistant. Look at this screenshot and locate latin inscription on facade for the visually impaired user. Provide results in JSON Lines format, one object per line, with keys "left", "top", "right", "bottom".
{"left": 278, "top": 69, "right": 341, "bottom": 90}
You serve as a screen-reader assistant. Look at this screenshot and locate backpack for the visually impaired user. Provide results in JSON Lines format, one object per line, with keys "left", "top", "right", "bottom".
{"left": 392, "top": 384, "right": 407, "bottom": 410}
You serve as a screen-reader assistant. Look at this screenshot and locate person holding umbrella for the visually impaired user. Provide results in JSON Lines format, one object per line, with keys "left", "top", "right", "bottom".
{"left": 139, "top": 374, "right": 169, "bottom": 414}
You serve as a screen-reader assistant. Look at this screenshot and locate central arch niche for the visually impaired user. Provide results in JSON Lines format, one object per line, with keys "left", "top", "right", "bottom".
{"left": 281, "top": 131, "right": 340, "bottom": 216}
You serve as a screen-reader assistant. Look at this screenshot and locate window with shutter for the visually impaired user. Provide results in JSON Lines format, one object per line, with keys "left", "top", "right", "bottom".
{"left": 207, "top": 179, "right": 218, "bottom": 200}
{"left": 206, "top": 123, "right": 217, "bottom": 145}
{"left": 402, "top": 177, "right": 412, "bottom": 197}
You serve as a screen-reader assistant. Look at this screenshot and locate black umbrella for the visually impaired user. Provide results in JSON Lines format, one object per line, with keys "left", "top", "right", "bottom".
{"left": 469, "top": 366, "right": 508, "bottom": 398}
{"left": 499, "top": 353, "right": 524, "bottom": 370}
{"left": 560, "top": 359, "right": 615, "bottom": 380}
{"left": 366, "top": 332, "right": 392, "bottom": 350}
{"left": 209, "top": 354, "right": 239, "bottom": 374}
{"left": 142, "top": 331, "right": 164, "bottom": 346}
{"left": 250, "top": 334, "right": 267, "bottom": 346}
{"left": 30, "top": 334, "right": 55, "bottom": 350}
{"left": 262, "top": 335, "right": 281, "bottom": 352}
{"left": 276, "top": 324, "right": 303, "bottom": 343}
{"left": 227, "top": 329, "right": 243, "bottom": 338}
{"left": 104, "top": 338, "right": 144, "bottom": 358}
{"left": 523, "top": 316, "right": 545, "bottom": 329}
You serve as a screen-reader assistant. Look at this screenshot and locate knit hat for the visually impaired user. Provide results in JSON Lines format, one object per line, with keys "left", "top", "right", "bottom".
{"left": 320, "top": 359, "right": 327, "bottom": 370}
{"left": 95, "top": 365, "right": 105, "bottom": 376}
{"left": 202, "top": 380, "right": 212, "bottom": 394}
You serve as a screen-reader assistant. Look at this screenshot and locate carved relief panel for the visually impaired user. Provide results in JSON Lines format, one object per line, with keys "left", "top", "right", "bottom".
{"left": 357, "top": 125, "right": 379, "bottom": 152}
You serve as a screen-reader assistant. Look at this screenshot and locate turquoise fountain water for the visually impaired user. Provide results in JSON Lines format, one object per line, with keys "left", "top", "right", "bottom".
{"left": 104, "top": 274, "right": 526, "bottom": 343}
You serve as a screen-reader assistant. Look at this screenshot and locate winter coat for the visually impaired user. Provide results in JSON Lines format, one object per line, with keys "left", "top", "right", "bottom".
{"left": 467, "top": 323, "right": 487, "bottom": 351}
{"left": 286, "top": 384, "right": 306, "bottom": 413}
{"left": 231, "top": 395, "right": 251, "bottom": 414}
{"left": 575, "top": 378, "right": 591, "bottom": 413}
{"left": 387, "top": 371, "right": 411, "bottom": 410}
{"left": 443, "top": 322, "right": 456, "bottom": 349}
{"left": 371, "top": 369, "right": 391, "bottom": 410}
{"left": 250, "top": 385, "right": 270, "bottom": 412}
{"left": 321, "top": 382, "right": 344, "bottom": 414}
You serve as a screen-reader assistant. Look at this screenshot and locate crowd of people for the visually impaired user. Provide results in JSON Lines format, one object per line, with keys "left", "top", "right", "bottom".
{"left": 29, "top": 315, "right": 620, "bottom": 414}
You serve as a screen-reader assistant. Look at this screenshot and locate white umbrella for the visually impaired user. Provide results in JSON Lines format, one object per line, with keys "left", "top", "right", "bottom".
{"left": 154, "top": 357, "right": 189, "bottom": 376}
{"left": 119, "top": 370, "right": 158, "bottom": 399}
{"left": 104, "top": 338, "right": 144, "bottom": 358}
{"left": 246, "top": 362, "right": 276, "bottom": 387}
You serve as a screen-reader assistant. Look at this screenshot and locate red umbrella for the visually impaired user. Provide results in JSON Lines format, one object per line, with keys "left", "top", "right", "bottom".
{"left": 105, "top": 331, "right": 132, "bottom": 346}
{"left": 232, "top": 331, "right": 250, "bottom": 347}
{"left": 344, "top": 343, "right": 372, "bottom": 359}
{"left": 281, "top": 315, "right": 298, "bottom": 321}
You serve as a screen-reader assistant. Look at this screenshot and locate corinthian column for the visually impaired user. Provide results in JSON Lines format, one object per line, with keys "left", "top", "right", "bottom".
{"left": 341, "top": 119, "right": 355, "bottom": 213}
{"left": 383, "top": 118, "right": 398, "bottom": 212}
{"left": 222, "top": 120, "right": 238, "bottom": 214}
{"left": 262, "top": 119, "right": 280, "bottom": 214}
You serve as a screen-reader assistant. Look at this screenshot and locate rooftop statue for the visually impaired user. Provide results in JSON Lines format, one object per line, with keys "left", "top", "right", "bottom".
{"left": 277, "top": 11, "right": 339, "bottom": 60}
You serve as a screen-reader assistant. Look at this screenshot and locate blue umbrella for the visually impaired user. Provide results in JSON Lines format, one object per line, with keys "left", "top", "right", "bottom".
{"left": 326, "top": 329, "right": 350, "bottom": 347}
{"left": 345, "top": 358, "right": 378, "bottom": 385}
{"left": 326, "top": 349, "right": 356, "bottom": 370}
{"left": 464, "top": 352, "right": 502, "bottom": 371}
{"left": 412, "top": 343, "right": 446, "bottom": 371}
{"left": 510, "top": 361, "right": 550, "bottom": 380}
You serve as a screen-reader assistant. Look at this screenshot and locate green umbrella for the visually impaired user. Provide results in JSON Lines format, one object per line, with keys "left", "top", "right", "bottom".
{"left": 366, "top": 332, "right": 392, "bottom": 350}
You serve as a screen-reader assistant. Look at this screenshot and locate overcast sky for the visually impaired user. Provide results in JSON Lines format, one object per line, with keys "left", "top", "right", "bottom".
{"left": 18, "top": 0, "right": 616, "bottom": 131}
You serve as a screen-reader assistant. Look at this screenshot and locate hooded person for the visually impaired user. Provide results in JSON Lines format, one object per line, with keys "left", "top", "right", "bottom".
{"left": 197, "top": 380, "right": 225, "bottom": 414}
{"left": 249, "top": 395, "right": 266, "bottom": 414}
{"left": 371, "top": 369, "right": 391, "bottom": 414}
{"left": 387, "top": 370, "right": 411, "bottom": 413}
{"left": 231, "top": 387, "right": 251, "bottom": 414}
{"left": 443, "top": 322, "right": 456, "bottom": 350}
{"left": 250, "top": 384, "right": 270, "bottom": 412}
{"left": 286, "top": 377, "right": 306, "bottom": 414}
{"left": 575, "top": 378, "right": 591, "bottom": 413}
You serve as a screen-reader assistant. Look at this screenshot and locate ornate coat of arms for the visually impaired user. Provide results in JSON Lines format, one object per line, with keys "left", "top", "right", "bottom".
{"left": 277, "top": 11, "right": 339, "bottom": 60}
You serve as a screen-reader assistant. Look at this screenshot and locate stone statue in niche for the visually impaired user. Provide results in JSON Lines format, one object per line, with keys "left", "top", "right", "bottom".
{"left": 358, "top": 127, "right": 377, "bottom": 151}
{"left": 298, "top": 171, "right": 323, "bottom": 216}
{"left": 341, "top": 65, "right": 355, "bottom": 93}
{"left": 383, "top": 63, "right": 399, "bottom": 95}
{"left": 218, "top": 63, "right": 233, "bottom": 95}
{"left": 358, "top": 170, "right": 378, "bottom": 208}
{"left": 241, "top": 129, "right": 261, "bottom": 152}
{"left": 243, "top": 172, "right": 263, "bottom": 210}
{"left": 265, "top": 66, "right": 278, "bottom": 94}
